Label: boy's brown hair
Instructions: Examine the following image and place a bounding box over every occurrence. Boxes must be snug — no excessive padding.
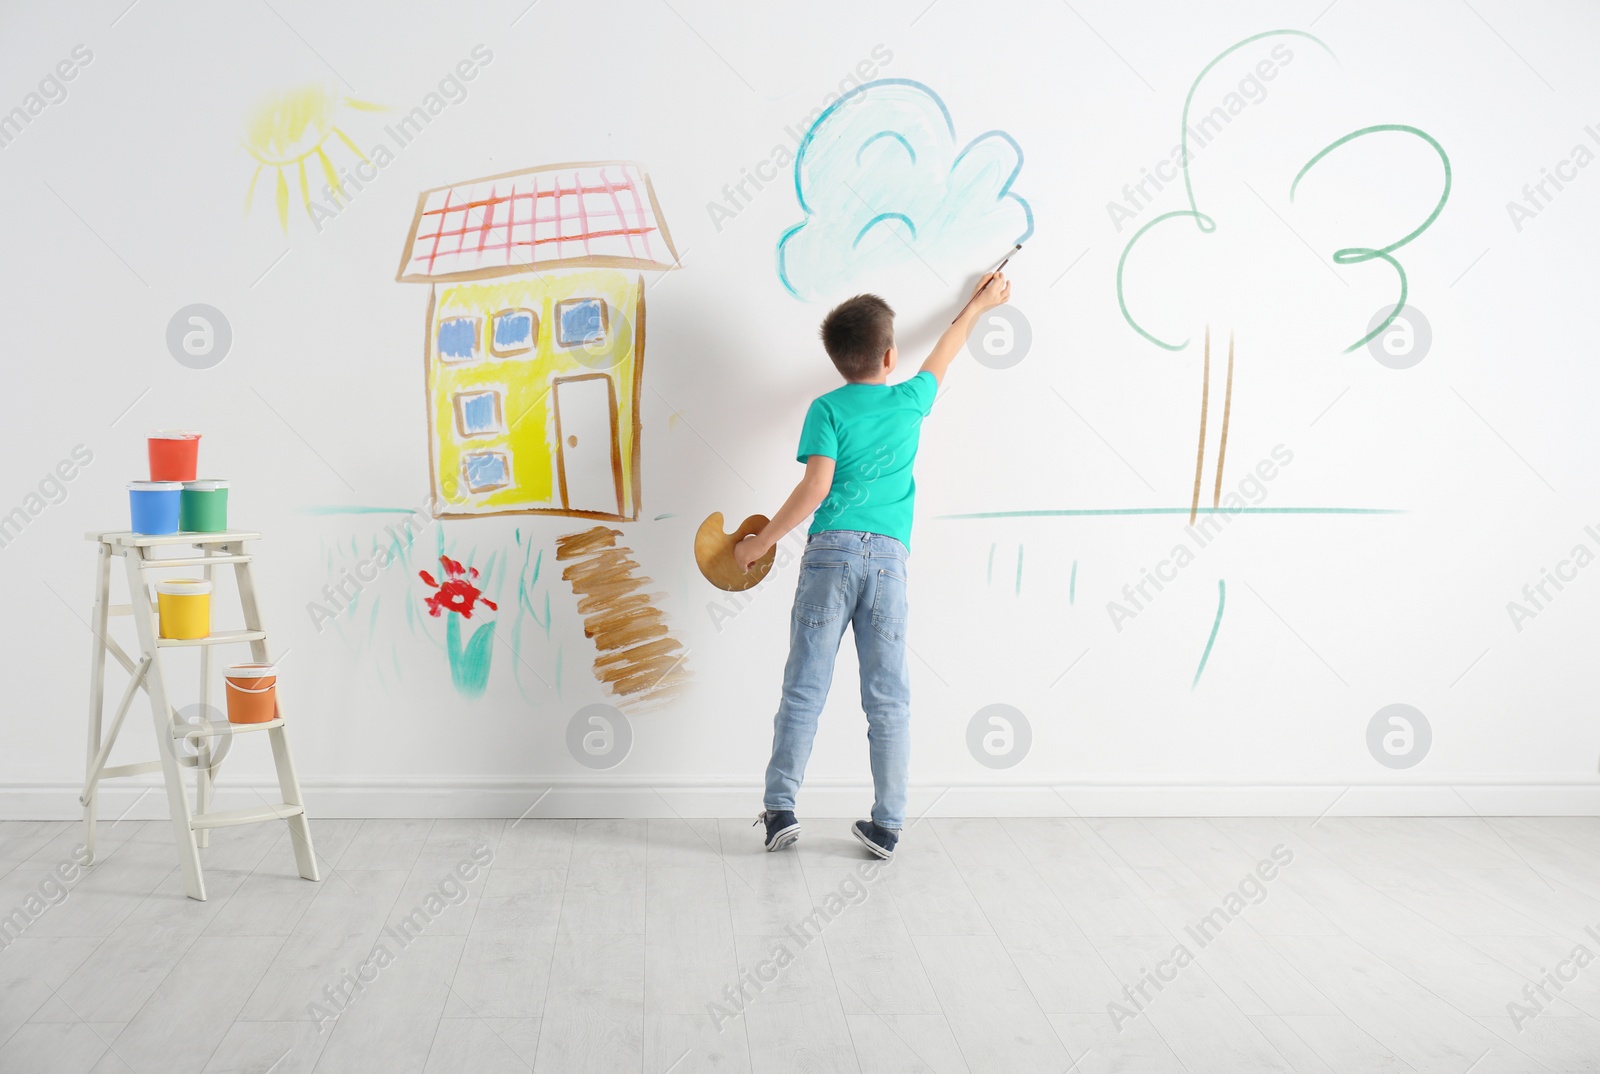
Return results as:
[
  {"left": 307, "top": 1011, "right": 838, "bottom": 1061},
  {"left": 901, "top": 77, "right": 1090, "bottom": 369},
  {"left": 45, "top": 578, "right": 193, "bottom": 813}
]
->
[{"left": 819, "top": 294, "right": 895, "bottom": 381}]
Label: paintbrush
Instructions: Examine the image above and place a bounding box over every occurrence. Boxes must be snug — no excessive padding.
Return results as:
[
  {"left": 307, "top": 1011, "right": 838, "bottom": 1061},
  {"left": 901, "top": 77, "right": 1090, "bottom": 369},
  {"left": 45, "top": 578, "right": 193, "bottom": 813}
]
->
[{"left": 950, "top": 243, "right": 1021, "bottom": 324}]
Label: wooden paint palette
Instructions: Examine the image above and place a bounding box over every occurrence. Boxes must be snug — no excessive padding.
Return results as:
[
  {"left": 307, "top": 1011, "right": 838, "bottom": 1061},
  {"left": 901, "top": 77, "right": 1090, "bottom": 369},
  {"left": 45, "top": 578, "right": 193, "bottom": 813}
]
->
[{"left": 694, "top": 512, "right": 776, "bottom": 592}]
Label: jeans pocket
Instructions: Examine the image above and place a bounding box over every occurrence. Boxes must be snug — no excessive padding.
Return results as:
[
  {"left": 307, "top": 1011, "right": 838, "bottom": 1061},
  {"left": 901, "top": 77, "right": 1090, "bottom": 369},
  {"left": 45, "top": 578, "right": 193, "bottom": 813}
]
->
[
  {"left": 871, "top": 567, "right": 908, "bottom": 641},
  {"left": 794, "top": 562, "right": 848, "bottom": 627}
]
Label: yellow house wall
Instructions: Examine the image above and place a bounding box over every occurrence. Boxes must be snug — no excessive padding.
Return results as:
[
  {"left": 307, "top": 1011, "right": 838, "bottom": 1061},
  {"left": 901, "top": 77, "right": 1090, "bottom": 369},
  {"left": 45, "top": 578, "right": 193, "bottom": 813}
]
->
[{"left": 426, "top": 269, "right": 642, "bottom": 518}]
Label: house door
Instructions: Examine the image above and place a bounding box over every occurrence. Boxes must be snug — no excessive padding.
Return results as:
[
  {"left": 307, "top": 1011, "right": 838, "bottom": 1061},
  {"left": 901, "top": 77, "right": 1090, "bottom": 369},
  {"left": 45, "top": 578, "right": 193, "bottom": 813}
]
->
[{"left": 553, "top": 374, "right": 623, "bottom": 516}]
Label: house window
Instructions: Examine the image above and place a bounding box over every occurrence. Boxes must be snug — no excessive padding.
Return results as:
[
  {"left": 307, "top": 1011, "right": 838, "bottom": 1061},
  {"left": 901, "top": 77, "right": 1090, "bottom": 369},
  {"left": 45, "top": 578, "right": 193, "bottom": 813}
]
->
[
  {"left": 453, "top": 390, "right": 503, "bottom": 438},
  {"left": 555, "top": 298, "right": 608, "bottom": 347},
  {"left": 437, "top": 316, "right": 481, "bottom": 362},
  {"left": 490, "top": 309, "right": 537, "bottom": 357},
  {"left": 461, "top": 450, "right": 511, "bottom": 493}
]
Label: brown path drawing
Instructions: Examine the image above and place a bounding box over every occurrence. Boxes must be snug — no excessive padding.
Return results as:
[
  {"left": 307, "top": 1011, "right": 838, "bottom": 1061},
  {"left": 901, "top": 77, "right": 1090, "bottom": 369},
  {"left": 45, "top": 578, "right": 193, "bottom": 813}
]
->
[{"left": 555, "top": 526, "right": 691, "bottom": 708}]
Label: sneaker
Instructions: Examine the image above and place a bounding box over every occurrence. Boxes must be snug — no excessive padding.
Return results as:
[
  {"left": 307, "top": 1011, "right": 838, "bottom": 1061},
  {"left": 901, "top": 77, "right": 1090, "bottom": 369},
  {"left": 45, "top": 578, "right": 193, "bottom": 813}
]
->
[
  {"left": 851, "top": 820, "right": 899, "bottom": 860},
  {"left": 754, "top": 810, "right": 800, "bottom": 852}
]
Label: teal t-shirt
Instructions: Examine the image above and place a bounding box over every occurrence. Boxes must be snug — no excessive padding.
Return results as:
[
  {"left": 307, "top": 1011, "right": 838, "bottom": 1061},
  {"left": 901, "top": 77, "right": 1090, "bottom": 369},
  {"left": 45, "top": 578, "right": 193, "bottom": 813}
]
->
[{"left": 796, "top": 371, "right": 937, "bottom": 549}]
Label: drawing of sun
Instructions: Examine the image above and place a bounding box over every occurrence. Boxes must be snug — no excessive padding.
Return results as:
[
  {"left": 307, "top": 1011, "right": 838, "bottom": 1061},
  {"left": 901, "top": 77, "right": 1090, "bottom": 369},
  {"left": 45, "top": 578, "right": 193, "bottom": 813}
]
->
[{"left": 241, "top": 84, "right": 384, "bottom": 231}]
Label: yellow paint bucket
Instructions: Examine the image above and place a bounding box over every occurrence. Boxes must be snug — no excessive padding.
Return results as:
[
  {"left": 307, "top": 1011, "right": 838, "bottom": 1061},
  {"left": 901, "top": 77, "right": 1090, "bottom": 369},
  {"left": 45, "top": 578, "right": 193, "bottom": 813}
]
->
[{"left": 156, "top": 578, "right": 211, "bottom": 640}]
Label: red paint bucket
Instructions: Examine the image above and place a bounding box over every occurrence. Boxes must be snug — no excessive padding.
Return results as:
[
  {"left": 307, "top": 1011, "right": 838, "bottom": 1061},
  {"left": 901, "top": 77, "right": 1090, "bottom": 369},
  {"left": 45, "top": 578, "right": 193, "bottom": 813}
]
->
[
  {"left": 149, "top": 431, "right": 201, "bottom": 482},
  {"left": 224, "top": 663, "right": 278, "bottom": 723}
]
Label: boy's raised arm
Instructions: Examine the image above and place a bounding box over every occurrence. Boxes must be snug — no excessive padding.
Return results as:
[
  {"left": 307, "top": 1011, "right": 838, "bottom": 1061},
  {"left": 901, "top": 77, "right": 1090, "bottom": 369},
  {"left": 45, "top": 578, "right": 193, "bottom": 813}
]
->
[
  {"left": 919, "top": 271, "right": 1012, "bottom": 386},
  {"left": 733, "top": 454, "right": 836, "bottom": 571}
]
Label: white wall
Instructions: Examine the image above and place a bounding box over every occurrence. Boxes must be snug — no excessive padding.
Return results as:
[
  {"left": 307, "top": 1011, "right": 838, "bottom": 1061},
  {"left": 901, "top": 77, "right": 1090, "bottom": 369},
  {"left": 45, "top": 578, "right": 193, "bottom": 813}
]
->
[{"left": 4, "top": 0, "right": 1598, "bottom": 818}]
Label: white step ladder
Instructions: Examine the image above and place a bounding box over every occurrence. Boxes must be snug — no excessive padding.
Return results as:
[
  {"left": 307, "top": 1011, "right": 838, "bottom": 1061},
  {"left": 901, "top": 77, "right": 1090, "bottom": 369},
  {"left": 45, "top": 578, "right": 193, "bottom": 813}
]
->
[{"left": 82, "top": 529, "right": 319, "bottom": 901}]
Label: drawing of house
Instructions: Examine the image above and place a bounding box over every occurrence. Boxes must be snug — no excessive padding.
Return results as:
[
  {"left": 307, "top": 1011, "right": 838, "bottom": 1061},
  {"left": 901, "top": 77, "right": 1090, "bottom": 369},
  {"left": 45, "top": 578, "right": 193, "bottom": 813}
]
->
[{"left": 397, "top": 161, "right": 678, "bottom": 520}]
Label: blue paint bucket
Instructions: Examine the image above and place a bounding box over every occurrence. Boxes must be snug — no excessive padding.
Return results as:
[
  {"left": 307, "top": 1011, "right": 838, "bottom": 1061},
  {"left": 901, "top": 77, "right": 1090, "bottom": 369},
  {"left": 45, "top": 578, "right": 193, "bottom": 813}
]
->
[{"left": 128, "top": 481, "right": 183, "bottom": 534}]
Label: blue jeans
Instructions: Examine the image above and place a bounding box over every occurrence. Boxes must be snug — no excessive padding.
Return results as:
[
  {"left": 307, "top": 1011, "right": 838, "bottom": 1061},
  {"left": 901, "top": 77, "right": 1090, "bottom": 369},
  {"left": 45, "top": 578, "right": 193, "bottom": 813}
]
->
[{"left": 764, "top": 530, "right": 911, "bottom": 829}]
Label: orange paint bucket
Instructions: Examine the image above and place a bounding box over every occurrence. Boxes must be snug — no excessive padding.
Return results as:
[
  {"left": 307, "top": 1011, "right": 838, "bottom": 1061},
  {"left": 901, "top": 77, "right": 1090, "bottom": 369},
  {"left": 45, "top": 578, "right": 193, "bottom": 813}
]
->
[
  {"left": 148, "top": 430, "right": 201, "bottom": 482},
  {"left": 224, "top": 663, "right": 278, "bottom": 723}
]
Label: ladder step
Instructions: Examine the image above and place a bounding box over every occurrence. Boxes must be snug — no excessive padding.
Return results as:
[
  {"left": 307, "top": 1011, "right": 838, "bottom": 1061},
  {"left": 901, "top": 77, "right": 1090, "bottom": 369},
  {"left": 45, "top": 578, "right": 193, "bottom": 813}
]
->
[
  {"left": 173, "top": 717, "right": 283, "bottom": 737},
  {"left": 107, "top": 604, "right": 134, "bottom": 617},
  {"left": 139, "top": 554, "right": 253, "bottom": 569},
  {"left": 191, "top": 803, "right": 304, "bottom": 830},
  {"left": 157, "top": 629, "right": 267, "bottom": 647},
  {"left": 88, "top": 530, "right": 261, "bottom": 547}
]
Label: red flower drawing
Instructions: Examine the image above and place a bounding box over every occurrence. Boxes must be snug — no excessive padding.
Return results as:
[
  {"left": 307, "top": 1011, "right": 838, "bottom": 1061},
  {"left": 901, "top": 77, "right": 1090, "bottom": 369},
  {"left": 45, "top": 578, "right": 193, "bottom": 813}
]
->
[{"left": 419, "top": 555, "right": 498, "bottom": 619}]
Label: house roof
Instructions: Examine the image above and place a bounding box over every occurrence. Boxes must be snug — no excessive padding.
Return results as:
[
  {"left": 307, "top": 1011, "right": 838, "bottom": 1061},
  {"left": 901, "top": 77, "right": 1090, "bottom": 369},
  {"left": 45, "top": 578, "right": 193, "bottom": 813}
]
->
[{"left": 396, "top": 160, "right": 679, "bottom": 282}]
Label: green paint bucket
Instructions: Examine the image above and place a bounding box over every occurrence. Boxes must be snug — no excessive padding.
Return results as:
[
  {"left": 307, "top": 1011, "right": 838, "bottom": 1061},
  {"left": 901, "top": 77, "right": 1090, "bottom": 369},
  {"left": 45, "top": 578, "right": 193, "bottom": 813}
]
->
[{"left": 180, "top": 479, "right": 229, "bottom": 532}]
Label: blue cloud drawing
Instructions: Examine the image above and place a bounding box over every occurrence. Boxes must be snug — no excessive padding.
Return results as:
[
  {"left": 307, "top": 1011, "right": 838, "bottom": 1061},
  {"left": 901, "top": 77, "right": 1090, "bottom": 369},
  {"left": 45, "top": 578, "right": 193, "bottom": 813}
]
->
[{"left": 777, "top": 79, "right": 1034, "bottom": 301}]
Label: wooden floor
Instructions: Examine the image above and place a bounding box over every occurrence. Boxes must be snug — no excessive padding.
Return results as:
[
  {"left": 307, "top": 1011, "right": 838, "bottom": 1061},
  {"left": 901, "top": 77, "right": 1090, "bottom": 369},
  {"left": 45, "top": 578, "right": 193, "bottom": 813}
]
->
[{"left": 2, "top": 815, "right": 1599, "bottom": 1073}]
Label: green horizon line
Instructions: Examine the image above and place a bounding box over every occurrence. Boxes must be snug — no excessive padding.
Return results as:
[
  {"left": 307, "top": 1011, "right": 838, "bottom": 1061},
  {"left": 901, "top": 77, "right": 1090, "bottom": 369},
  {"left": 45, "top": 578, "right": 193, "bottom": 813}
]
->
[{"left": 937, "top": 507, "right": 1404, "bottom": 519}]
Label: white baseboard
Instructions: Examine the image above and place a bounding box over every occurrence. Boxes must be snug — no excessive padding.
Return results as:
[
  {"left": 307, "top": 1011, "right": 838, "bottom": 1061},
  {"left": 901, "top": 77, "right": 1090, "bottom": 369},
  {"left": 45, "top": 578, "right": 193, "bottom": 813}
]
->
[{"left": 5, "top": 776, "right": 1599, "bottom": 819}]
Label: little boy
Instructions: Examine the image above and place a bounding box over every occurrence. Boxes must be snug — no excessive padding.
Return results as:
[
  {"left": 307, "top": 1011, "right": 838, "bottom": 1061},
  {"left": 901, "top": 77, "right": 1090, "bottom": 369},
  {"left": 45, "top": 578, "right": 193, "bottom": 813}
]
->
[{"left": 734, "top": 271, "right": 1012, "bottom": 859}]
